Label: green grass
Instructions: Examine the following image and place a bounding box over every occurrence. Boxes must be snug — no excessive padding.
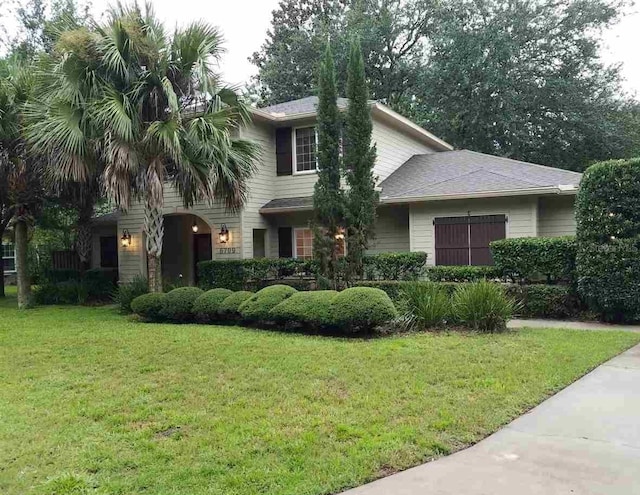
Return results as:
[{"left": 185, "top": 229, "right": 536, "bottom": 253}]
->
[{"left": 1, "top": 289, "right": 639, "bottom": 495}]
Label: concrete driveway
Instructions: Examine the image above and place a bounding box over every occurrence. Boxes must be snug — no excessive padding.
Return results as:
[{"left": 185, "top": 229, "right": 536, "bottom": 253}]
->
[{"left": 340, "top": 343, "right": 640, "bottom": 495}]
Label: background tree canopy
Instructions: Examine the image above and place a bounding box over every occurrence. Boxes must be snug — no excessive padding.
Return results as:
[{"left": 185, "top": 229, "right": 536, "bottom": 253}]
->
[{"left": 250, "top": 0, "right": 639, "bottom": 171}]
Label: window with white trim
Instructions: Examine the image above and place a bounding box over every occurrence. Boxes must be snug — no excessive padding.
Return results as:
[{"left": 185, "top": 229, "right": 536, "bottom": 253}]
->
[
  {"left": 293, "top": 228, "right": 346, "bottom": 260},
  {"left": 294, "top": 228, "right": 314, "bottom": 259},
  {"left": 2, "top": 243, "right": 15, "bottom": 273},
  {"left": 294, "top": 126, "right": 317, "bottom": 173}
]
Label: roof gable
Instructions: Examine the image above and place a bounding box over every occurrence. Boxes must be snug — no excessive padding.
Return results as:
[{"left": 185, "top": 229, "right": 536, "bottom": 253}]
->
[{"left": 379, "top": 150, "right": 582, "bottom": 201}]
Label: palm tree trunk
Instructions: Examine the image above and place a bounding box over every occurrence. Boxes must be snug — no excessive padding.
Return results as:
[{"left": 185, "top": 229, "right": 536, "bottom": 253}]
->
[
  {"left": 144, "top": 202, "right": 164, "bottom": 293},
  {"left": 76, "top": 221, "right": 92, "bottom": 273},
  {"left": 15, "top": 218, "right": 31, "bottom": 308}
]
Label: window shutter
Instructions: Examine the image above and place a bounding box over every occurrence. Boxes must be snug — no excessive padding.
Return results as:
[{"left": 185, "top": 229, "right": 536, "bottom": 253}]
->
[
  {"left": 276, "top": 127, "right": 293, "bottom": 176},
  {"left": 278, "top": 227, "right": 293, "bottom": 258}
]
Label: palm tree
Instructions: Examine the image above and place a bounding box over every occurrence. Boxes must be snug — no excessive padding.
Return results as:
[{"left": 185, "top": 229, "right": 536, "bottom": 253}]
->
[
  {"left": 29, "top": 5, "right": 259, "bottom": 291},
  {"left": 0, "top": 57, "right": 44, "bottom": 308}
]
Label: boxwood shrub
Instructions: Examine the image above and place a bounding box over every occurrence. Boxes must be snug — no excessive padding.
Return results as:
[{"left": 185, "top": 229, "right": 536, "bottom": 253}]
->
[
  {"left": 131, "top": 292, "right": 167, "bottom": 321},
  {"left": 161, "top": 287, "right": 204, "bottom": 322},
  {"left": 490, "top": 237, "right": 576, "bottom": 283},
  {"left": 238, "top": 285, "right": 298, "bottom": 322},
  {"left": 330, "top": 287, "right": 398, "bottom": 332},
  {"left": 218, "top": 291, "right": 254, "bottom": 319},
  {"left": 270, "top": 290, "right": 338, "bottom": 327},
  {"left": 576, "top": 158, "right": 640, "bottom": 322},
  {"left": 193, "top": 288, "right": 234, "bottom": 322}
]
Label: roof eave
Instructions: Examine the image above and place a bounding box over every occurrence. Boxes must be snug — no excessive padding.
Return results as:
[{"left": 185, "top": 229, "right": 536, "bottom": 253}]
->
[
  {"left": 251, "top": 102, "right": 455, "bottom": 152},
  {"left": 380, "top": 186, "right": 577, "bottom": 205},
  {"left": 259, "top": 205, "right": 314, "bottom": 215}
]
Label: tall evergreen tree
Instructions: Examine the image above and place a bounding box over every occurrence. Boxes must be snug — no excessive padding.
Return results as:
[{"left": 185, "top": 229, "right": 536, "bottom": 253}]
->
[
  {"left": 344, "top": 37, "right": 378, "bottom": 281},
  {"left": 312, "top": 42, "right": 345, "bottom": 288}
]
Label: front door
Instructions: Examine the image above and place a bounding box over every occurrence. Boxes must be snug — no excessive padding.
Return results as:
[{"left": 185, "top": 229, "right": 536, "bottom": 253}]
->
[{"left": 193, "top": 233, "right": 212, "bottom": 285}]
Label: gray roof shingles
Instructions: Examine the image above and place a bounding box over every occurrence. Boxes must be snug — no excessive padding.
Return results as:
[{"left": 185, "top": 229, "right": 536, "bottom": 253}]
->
[
  {"left": 260, "top": 96, "right": 350, "bottom": 115},
  {"left": 379, "top": 150, "right": 582, "bottom": 200},
  {"left": 260, "top": 197, "right": 313, "bottom": 212}
]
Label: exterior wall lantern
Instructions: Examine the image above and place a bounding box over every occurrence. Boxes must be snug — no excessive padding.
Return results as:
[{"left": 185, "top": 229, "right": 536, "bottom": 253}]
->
[
  {"left": 191, "top": 220, "right": 199, "bottom": 233},
  {"left": 218, "top": 224, "right": 229, "bottom": 244},
  {"left": 121, "top": 229, "right": 132, "bottom": 248}
]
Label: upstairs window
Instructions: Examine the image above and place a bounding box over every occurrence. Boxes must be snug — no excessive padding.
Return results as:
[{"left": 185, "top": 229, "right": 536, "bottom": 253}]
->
[
  {"left": 294, "top": 126, "right": 317, "bottom": 173},
  {"left": 2, "top": 243, "right": 15, "bottom": 273}
]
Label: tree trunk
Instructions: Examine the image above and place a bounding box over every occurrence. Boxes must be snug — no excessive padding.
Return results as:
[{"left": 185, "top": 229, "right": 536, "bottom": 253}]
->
[
  {"left": 15, "top": 219, "right": 31, "bottom": 309},
  {"left": 76, "top": 221, "right": 92, "bottom": 273},
  {"left": 0, "top": 224, "right": 5, "bottom": 298},
  {"left": 144, "top": 202, "right": 164, "bottom": 292}
]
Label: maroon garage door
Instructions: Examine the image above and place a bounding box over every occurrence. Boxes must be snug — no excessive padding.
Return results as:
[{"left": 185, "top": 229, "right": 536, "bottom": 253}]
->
[{"left": 435, "top": 215, "right": 506, "bottom": 266}]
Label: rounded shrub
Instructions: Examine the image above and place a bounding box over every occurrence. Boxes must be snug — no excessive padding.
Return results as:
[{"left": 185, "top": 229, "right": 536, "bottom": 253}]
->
[
  {"left": 452, "top": 280, "right": 516, "bottom": 332},
  {"left": 329, "top": 287, "right": 398, "bottom": 332},
  {"left": 218, "top": 291, "right": 254, "bottom": 319},
  {"left": 576, "top": 158, "right": 640, "bottom": 322},
  {"left": 238, "top": 285, "right": 298, "bottom": 322},
  {"left": 269, "top": 290, "right": 338, "bottom": 327},
  {"left": 161, "top": 287, "right": 204, "bottom": 322},
  {"left": 131, "top": 292, "right": 167, "bottom": 321},
  {"left": 192, "top": 288, "right": 234, "bottom": 322}
]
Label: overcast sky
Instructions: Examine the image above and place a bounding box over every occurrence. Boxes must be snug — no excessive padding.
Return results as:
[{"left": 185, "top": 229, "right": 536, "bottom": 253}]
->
[{"left": 4, "top": 0, "right": 640, "bottom": 96}]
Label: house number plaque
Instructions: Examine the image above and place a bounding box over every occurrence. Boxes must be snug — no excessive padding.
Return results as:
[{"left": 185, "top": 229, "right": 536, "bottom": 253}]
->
[{"left": 218, "top": 247, "right": 237, "bottom": 255}]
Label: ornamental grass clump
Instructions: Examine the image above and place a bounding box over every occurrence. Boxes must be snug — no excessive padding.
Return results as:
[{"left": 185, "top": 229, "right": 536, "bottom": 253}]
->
[
  {"left": 452, "top": 280, "right": 516, "bottom": 333},
  {"left": 400, "top": 282, "right": 451, "bottom": 330}
]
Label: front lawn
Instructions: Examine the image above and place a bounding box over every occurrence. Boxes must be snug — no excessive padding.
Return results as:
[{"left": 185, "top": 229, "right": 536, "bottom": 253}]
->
[{"left": 1, "top": 291, "right": 638, "bottom": 495}]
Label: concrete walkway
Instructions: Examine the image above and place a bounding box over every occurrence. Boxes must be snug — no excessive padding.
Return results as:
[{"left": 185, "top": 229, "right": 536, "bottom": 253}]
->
[
  {"left": 508, "top": 318, "right": 640, "bottom": 332},
  {"left": 341, "top": 343, "right": 640, "bottom": 495}
]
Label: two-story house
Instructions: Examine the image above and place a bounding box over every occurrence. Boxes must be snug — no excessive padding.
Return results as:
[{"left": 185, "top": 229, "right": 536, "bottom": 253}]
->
[{"left": 90, "top": 96, "right": 582, "bottom": 285}]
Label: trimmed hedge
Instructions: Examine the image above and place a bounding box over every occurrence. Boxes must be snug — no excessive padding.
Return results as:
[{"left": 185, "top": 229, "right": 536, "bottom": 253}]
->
[
  {"left": 363, "top": 252, "right": 427, "bottom": 281},
  {"left": 161, "top": 287, "right": 204, "bottom": 322},
  {"left": 131, "top": 293, "right": 167, "bottom": 321},
  {"left": 197, "top": 252, "right": 428, "bottom": 290},
  {"left": 504, "top": 284, "right": 582, "bottom": 319},
  {"left": 424, "top": 265, "right": 500, "bottom": 282},
  {"left": 576, "top": 158, "right": 640, "bottom": 322},
  {"left": 197, "top": 259, "right": 313, "bottom": 291},
  {"left": 239, "top": 285, "right": 298, "bottom": 322},
  {"left": 330, "top": 287, "right": 398, "bottom": 332},
  {"left": 270, "top": 290, "right": 338, "bottom": 327},
  {"left": 491, "top": 237, "right": 576, "bottom": 283},
  {"left": 193, "top": 288, "right": 234, "bottom": 322},
  {"left": 218, "top": 291, "right": 254, "bottom": 318}
]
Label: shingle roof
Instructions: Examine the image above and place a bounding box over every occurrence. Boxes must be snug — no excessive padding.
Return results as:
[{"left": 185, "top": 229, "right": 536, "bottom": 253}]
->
[
  {"left": 260, "top": 96, "right": 350, "bottom": 116},
  {"left": 379, "top": 150, "right": 582, "bottom": 200},
  {"left": 260, "top": 196, "right": 313, "bottom": 212},
  {"left": 91, "top": 210, "right": 119, "bottom": 225}
]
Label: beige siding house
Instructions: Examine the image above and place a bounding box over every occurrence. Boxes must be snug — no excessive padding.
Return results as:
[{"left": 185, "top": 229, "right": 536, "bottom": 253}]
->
[{"left": 90, "top": 97, "right": 581, "bottom": 284}]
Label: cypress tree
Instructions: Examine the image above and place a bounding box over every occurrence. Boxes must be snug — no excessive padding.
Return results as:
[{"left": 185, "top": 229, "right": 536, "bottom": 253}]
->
[
  {"left": 344, "top": 37, "right": 378, "bottom": 280},
  {"left": 312, "top": 42, "right": 345, "bottom": 288}
]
